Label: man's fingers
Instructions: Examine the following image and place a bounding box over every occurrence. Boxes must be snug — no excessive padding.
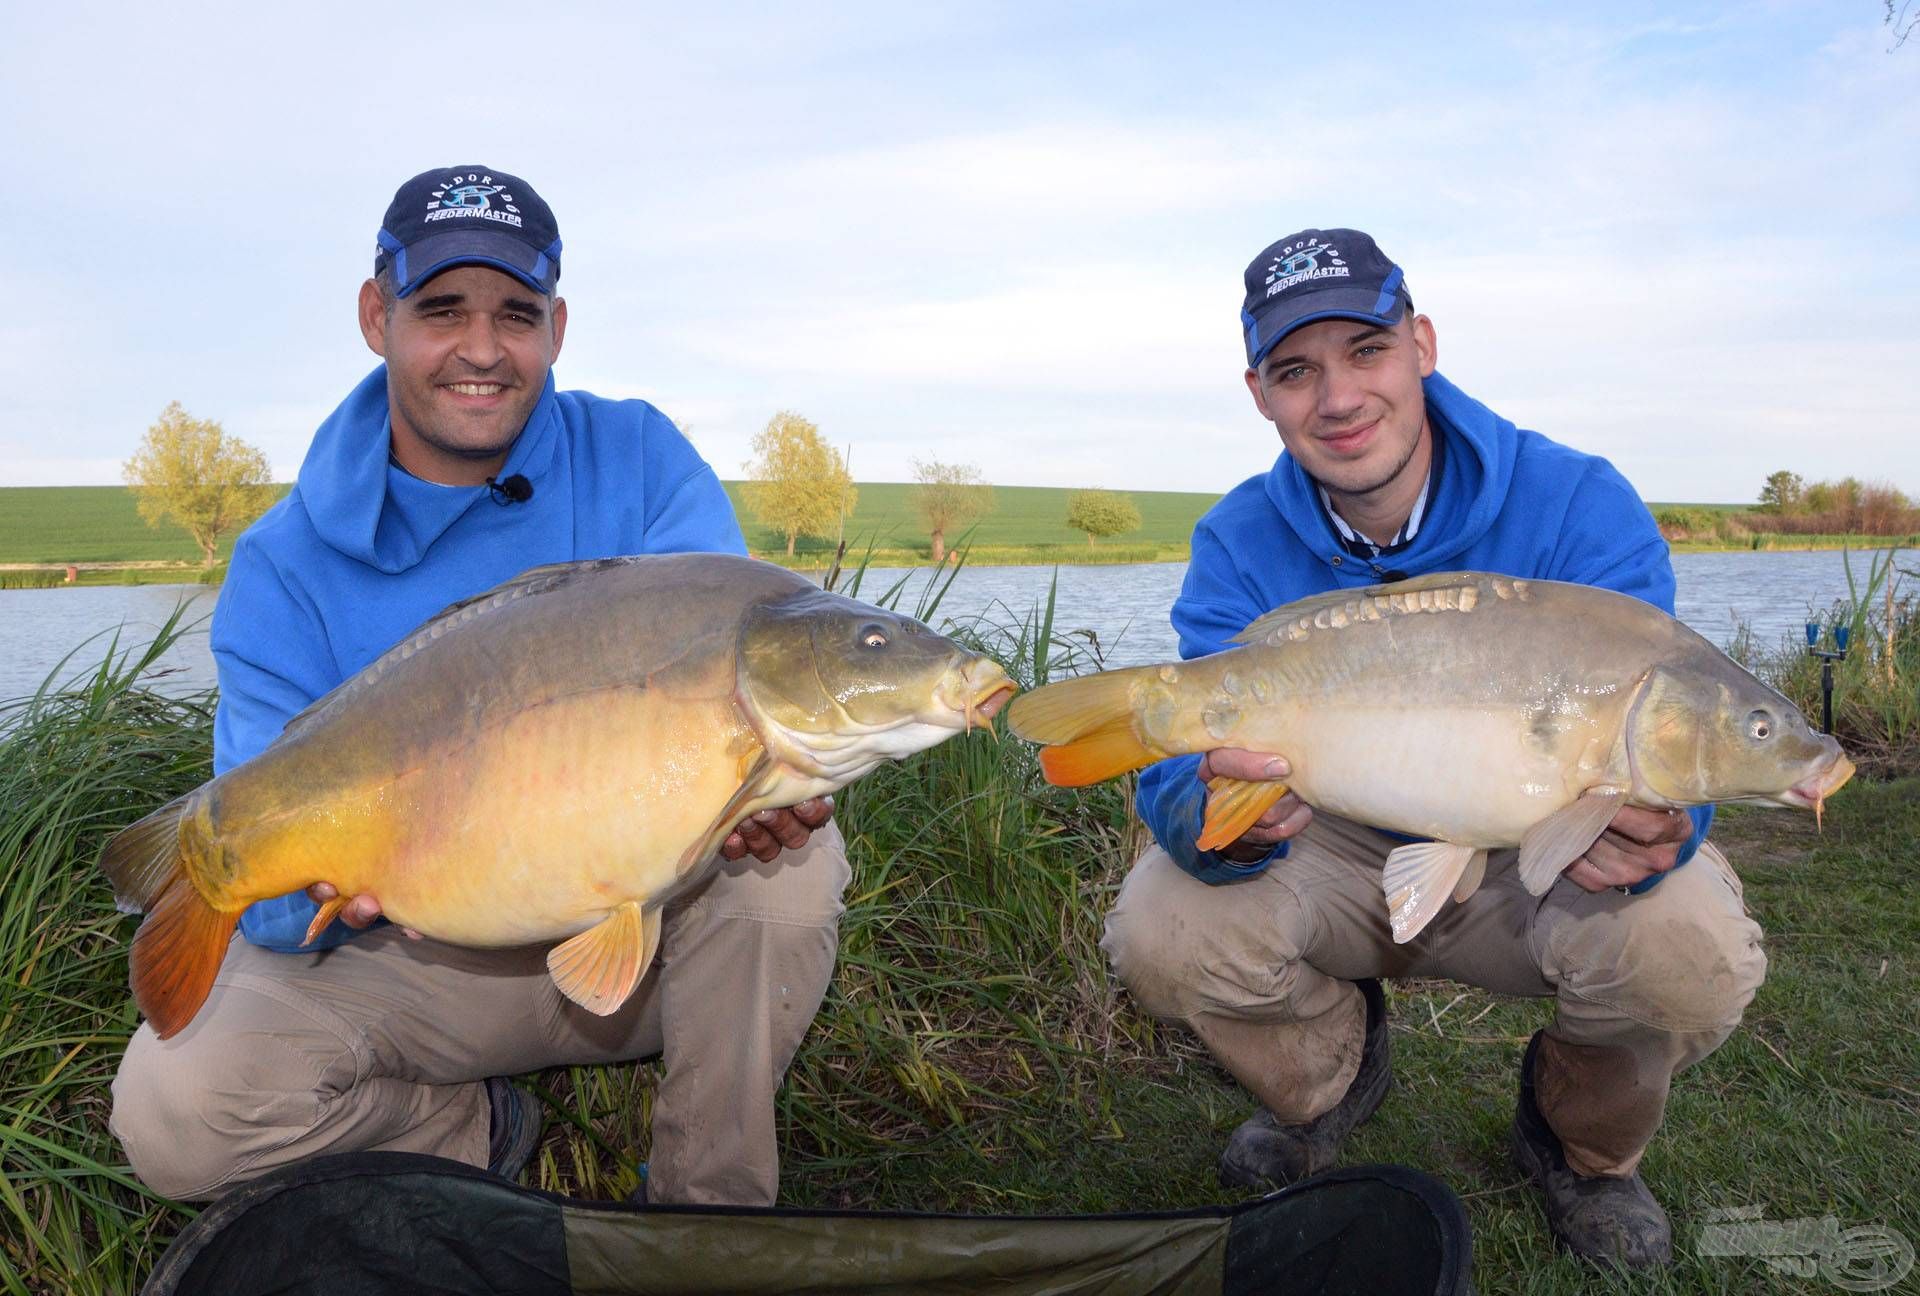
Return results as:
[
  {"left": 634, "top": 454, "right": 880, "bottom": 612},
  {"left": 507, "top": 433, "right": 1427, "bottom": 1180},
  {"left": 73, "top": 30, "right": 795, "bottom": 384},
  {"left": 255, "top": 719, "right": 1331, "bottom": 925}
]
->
[
  {"left": 306, "top": 882, "right": 338, "bottom": 903},
  {"left": 792, "top": 796, "right": 835, "bottom": 829},
  {"left": 754, "top": 809, "right": 812, "bottom": 852},
  {"left": 1197, "top": 749, "right": 1292, "bottom": 785},
  {"left": 1606, "top": 804, "right": 1691, "bottom": 846}
]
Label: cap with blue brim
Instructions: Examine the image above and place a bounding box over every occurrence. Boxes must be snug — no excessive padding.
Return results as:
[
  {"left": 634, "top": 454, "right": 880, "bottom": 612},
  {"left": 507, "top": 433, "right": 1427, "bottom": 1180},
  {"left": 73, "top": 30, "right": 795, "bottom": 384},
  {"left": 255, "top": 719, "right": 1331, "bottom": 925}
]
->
[
  {"left": 374, "top": 166, "right": 563, "bottom": 299},
  {"left": 1240, "top": 228, "right": 1408, "bottom": 368}
]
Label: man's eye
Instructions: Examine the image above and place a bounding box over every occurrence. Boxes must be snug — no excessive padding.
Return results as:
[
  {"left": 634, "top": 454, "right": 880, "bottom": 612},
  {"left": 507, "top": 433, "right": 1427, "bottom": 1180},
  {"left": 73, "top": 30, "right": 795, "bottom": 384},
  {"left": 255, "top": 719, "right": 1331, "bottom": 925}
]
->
[
  {"left": 1278, "top": 366, "right": 1309, "bottom": 383},
  {"left": 1355, "top": 345, "right": 1380, "bottom": 358}
]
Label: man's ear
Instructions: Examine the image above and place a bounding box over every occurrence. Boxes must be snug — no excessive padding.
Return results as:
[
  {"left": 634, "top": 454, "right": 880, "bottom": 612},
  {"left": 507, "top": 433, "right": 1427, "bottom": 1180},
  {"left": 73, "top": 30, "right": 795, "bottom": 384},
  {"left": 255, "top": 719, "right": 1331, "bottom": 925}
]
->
[
  {"left": 1411, "top": 314, "right": 1437, "bottom": 378},
  {"left": 1244, "top": 366, "right": 1272, "bottom": 421},
  {"left": 358, "top": 279, "right": 388, "bottom": 356},
  {"left": 549, "top": 296, "right": 568, "bottom": 364}
]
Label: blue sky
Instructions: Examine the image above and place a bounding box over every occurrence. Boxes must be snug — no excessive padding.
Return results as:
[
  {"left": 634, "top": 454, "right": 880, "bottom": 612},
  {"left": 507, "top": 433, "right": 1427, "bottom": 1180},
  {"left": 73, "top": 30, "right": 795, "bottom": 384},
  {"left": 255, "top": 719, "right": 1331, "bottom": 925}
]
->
[{"left": 3, "top": 1, "right": 1914, "bottom": 502}]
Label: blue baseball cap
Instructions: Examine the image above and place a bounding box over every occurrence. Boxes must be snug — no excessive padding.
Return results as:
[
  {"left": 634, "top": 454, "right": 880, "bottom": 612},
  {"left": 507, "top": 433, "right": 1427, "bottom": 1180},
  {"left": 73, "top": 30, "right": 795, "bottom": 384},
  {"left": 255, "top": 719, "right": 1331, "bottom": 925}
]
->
[
  {"left": 373, "top": 166, "right": 563, "bottom": 299},
  {"left": 1241, "top": 228, "right": 1409, "bottom": 368}
]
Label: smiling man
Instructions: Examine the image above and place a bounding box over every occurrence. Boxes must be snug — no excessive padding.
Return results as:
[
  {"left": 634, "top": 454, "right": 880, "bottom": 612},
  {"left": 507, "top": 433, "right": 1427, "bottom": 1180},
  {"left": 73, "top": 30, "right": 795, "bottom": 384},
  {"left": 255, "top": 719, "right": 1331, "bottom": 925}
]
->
[
  {"left": 109, "top": 166, "right": 849, "bottom": 1209},
  {"left": 1099, "top": 229, "right": 1767, "bottom": 1269}
]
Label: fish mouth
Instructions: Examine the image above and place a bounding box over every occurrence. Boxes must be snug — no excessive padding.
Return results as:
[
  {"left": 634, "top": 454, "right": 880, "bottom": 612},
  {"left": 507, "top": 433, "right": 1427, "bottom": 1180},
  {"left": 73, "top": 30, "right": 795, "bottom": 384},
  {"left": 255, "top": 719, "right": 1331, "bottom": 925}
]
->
[
  {"left": 943, "top": 659, "right": 1017, "bottom": 732},
  {"left": 1780, "top": 752, "right": 1857, "bottom": 827}
]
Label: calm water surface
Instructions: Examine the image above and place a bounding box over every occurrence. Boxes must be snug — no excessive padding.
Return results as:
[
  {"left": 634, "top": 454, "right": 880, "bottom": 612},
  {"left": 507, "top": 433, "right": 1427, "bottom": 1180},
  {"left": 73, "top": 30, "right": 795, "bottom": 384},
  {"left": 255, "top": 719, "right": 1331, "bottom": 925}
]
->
[{"left": 0, "top": 549, "right": 1905, "bottom": 701}]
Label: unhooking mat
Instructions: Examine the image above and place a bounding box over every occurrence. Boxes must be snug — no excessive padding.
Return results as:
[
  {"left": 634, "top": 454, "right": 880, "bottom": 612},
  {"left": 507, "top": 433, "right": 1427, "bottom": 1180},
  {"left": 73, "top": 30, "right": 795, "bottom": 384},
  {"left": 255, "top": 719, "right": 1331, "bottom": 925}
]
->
[{"left": 142, "top": 1151, "right": 1475, "bottom": 1295}]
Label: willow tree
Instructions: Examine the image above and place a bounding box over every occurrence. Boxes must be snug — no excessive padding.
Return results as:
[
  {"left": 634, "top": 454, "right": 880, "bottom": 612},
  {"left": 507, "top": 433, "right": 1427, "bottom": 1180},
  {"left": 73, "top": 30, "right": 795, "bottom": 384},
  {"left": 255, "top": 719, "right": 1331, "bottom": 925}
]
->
[
  {"left": 909, "top": 459, "right": 994, "bottom": 563},
  {"left": 123, "top": 402, "right": 276, "bottom": 566},
  {"left": 1064, "top": 488, "right": 1142, "bottom": 548},
  {"left": 742, "top": 411, "right": 856, "bottom": 557}
]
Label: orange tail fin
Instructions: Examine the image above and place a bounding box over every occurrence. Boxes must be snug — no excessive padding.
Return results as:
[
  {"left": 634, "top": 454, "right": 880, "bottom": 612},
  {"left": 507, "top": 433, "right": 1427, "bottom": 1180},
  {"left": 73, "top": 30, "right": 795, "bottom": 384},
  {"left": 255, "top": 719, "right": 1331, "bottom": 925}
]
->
[
  {"left": 131, "top": 877, "right": 240, "bottom": 1039},
  {"left": 1008, "top": 667, "right": 1165, "bottom": 787},
  {"left": 101, "top": 793, "right": 239, "bottom": 1039}
]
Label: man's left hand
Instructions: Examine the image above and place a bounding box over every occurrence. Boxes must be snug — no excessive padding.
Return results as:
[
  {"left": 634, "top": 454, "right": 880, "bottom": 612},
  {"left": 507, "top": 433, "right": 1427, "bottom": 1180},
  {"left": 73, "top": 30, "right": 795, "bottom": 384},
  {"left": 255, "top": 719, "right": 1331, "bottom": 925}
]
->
[
  {"left": 1562, "top": 804, "right": 1692, "bottom": 893},
  {"left": 722, "top": 796, "right": 834, "bottom": 863}
]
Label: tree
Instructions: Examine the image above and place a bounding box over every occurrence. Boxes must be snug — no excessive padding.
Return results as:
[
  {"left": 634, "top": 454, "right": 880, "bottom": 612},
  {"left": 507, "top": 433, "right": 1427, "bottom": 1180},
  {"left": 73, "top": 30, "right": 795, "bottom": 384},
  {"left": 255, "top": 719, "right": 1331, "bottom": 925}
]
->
[
  {"left": 1064, "top": 488, "right": 1142, "bottom": 548},
  {"left": 909, "top": 459, "right": 994, "bottom": 563},
  {"left": 123, "top": 402, "right": 275, "bottom": 567},
  {"left": 1757, "top": 470, "right": 1805, "bottom": 513},
  {"left": 741, "top": 410, "right": 856, "bottom": 557}
]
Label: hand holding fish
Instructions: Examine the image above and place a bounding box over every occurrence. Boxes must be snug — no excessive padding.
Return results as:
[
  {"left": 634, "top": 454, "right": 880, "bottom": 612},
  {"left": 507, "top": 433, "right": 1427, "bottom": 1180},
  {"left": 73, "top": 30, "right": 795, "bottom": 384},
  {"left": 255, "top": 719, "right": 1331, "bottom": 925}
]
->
[
  {"left": 1562, "top": 805, "right": 1690, "bottom": 893},
  {"left": 721, "top": 796, "right": 834, "bottom": 864},
  {"left": 1196, "top": 750, "right": 1313, "bottom": 861}
]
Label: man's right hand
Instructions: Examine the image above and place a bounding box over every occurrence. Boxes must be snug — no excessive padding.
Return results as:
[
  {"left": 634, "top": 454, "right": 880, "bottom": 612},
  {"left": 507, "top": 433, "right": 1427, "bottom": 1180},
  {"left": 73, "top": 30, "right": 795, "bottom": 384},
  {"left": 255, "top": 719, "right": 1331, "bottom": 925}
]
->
[
  {"left": 305, "top": 882, "right": 423, "bottom": 939},
  {"left": 1196, "top": 748, "right": 1313, "bottom": 862}
]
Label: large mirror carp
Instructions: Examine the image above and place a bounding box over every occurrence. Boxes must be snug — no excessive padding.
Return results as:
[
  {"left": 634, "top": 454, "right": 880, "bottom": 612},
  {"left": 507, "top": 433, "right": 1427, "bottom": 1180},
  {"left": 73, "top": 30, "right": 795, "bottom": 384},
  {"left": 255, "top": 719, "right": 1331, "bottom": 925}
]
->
[
  {"left": 103, "top": 554, "right": 1015, "bottom": 1039},
  {"left": 1009, "top": 572, "right": 1853, "bottom": 942}
]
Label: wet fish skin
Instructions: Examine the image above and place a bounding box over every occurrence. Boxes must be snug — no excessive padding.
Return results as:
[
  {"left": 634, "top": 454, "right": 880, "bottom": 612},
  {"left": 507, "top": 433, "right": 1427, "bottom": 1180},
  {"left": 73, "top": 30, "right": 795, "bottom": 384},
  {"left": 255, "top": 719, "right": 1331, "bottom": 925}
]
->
[
  {"left": 101, "top": 553, "right": 1015, "bottom": 1037},
  {"left": 1008, "top": 571, "right": 1853, "bottom": 942}
]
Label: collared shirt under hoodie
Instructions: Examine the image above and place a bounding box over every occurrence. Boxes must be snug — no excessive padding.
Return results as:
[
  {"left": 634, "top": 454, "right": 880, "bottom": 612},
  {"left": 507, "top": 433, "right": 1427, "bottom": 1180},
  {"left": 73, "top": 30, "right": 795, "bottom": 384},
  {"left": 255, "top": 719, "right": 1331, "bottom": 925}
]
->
[
  {"left": 213, "top": 365, "right": 748, "bottom": 951},
  {"left": 1136, "top": 370, "right": 1711, "bottom": 887}
]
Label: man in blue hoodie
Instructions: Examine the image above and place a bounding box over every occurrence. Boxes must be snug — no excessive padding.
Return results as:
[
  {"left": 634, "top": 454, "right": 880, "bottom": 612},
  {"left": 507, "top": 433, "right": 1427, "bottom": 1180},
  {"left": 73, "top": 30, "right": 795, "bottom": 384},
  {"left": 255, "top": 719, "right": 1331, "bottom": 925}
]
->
[
  {"left": 109, "top": 166, "right": 848, "bottom": 1208},
  {"left": 1099, "top": 229, "right": 1766, "bottom": 1268}
]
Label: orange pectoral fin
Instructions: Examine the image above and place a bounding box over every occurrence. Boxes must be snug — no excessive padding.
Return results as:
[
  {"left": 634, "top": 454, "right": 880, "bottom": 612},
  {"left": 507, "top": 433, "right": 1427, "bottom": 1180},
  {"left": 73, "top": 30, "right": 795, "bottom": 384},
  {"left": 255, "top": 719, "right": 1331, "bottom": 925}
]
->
[
  {"left": 1036, "top": 719, "right": 1161, "bottom": 787},
  {"left": 1196, "top": 777, "right": 1291, "bottom": 852},
  {"left": 131, "top": 877, "right": 242, "bottom": 1040},
  {"left": 301, "top": 894, "right": 350, "bottom": 947}
]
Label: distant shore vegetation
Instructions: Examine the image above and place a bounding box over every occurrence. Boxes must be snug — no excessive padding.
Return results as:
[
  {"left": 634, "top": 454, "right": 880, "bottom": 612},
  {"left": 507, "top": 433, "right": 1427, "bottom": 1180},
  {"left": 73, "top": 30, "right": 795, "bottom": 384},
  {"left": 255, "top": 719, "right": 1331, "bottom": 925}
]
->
[{"left": 1, "top": 471, "right": 1916, "bottom": 586}]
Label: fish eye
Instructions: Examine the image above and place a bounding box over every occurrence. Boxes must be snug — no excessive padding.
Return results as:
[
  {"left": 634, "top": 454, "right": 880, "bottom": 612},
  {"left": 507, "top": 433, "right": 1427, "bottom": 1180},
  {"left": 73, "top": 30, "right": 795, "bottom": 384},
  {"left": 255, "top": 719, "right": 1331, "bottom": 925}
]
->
[
  {"left": 860, "top": 624, "right": 890, "bottom": 649},
  {"left": 1747, "top": 709, "right": 1773, "bottom": 740}
]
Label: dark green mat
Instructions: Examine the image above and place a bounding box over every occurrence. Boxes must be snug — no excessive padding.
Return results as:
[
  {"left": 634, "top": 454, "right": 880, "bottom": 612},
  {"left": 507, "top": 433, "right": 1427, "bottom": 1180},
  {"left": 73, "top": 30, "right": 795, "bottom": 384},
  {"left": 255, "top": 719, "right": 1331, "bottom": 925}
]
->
[{"left": 144, "top": 1152, "right": 1473, "bottom": 1295}]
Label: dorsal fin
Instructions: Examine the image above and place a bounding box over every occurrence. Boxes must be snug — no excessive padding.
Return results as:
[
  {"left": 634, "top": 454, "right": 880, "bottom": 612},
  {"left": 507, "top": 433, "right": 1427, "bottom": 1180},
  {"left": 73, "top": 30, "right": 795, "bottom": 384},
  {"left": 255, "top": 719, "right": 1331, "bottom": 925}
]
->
[
  {"left": 273, "top": 557, "right": 643, "bottom": 748},
  {"left": 1232, "top": 572, "right": 1498, "bottom": 648}
]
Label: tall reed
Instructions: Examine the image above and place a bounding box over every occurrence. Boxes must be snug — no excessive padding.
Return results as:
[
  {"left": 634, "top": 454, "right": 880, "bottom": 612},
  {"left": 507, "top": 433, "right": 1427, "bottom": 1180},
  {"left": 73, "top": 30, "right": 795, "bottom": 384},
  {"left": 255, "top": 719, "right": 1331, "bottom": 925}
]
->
[
  {"left": 1732, "top": 546, "right": 1919, "bottom": 777},
  {"left": 0, "top": 608, "right": 212, "bottom": 1295}
]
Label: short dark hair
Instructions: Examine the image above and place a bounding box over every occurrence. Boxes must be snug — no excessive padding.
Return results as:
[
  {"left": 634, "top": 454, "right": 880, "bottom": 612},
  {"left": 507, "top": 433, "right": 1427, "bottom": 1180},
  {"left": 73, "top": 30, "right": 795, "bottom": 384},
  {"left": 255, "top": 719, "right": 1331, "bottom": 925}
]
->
[{"left": 374, "top": 265, "right": 398, "bottom": 317}]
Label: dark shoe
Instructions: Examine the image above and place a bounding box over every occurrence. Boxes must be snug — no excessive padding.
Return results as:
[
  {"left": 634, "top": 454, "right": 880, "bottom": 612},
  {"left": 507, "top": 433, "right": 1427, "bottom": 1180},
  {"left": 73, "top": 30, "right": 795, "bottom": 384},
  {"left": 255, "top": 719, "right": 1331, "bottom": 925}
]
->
[
  {"left": 484, "top": 1078, "right": 543, "bottom": 1184},
  {"left": 1218, "top": 978, "right": 1390, "bottom": 1190},
  {"left": 1510, "top": 1031, "right": 1672, "bottom": 1269}
]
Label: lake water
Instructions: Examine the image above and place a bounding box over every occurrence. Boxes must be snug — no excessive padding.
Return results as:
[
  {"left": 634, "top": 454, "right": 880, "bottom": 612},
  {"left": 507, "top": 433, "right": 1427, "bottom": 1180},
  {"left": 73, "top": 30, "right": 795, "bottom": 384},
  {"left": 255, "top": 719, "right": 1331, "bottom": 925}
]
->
[{"left": 0, "top": 549, "right": 1905, "bottom": 701}]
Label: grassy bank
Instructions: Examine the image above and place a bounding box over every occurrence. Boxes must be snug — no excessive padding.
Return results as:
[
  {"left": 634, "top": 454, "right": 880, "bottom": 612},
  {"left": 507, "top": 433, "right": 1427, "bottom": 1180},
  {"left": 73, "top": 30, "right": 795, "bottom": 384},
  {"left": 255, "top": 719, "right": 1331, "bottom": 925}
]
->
[
  {"left": 0, "top": 484, "right": 1213, "bottom": 580},
  {"left": 3, "top": 591, "right": 1917, "bottom": 1293}
]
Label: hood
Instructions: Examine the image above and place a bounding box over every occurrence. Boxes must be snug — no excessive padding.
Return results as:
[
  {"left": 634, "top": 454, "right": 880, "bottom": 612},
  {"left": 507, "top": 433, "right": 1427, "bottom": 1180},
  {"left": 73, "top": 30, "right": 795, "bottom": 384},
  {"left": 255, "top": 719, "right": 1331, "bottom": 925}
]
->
[
  {"left": 1262, "top": 370, "right": 1519, "bottom": 575},
  {"left": 294, "top": 366, "right": 562, "bottom": 573}
]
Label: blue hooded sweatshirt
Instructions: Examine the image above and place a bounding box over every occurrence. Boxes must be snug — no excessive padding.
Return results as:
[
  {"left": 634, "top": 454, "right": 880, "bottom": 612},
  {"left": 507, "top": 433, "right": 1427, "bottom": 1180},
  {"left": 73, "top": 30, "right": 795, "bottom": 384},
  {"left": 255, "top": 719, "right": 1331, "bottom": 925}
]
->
[
  {"left": 1137, "top": 370, "right": 1712, "bottom": 886},
  {"left": 211, "top": 366, "right": 747, "bottom": 952}
]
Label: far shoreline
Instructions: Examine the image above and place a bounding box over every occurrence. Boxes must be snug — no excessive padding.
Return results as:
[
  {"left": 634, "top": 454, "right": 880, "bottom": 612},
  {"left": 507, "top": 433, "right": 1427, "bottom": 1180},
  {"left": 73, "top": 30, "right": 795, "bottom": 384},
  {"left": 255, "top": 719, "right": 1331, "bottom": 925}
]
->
[{"left": 2, "top": 536, "right": 1912, "bottom": 589}]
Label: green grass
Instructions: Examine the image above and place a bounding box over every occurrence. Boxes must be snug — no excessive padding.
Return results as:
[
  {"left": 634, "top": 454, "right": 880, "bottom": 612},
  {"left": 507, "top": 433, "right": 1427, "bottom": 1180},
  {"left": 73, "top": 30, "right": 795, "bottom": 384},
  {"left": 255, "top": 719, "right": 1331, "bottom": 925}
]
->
[
  {"left": 2, "top": 602, "right": 1916, "bottom": 1294},
  {"left": 0, "top": 484, "right": 1217, "bottom": 577}
]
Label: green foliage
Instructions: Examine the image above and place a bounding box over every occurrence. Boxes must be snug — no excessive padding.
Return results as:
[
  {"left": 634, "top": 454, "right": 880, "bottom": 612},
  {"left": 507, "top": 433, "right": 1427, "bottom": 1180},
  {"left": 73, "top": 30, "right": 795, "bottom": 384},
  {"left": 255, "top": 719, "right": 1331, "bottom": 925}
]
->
[
  {"left": 908, "top": 459, "right": 995, "bottom": 563},
  {"left": 1063, "top": 489, "right": 1143, "bottom": 548},
  {"left": 716, "top": 482, "right": 1217, "bottom": 564},
  {"left": 123, "top": 403, "right": 275, "bottom": 567},
  {"left": 1731, "top": 546, "right": 1920, "bottom": 778},
  {"left": 1757, "top": 470, "right": 1804, "bottom": 512},
  {"left": 740, "top": 411, "right": 856, "bottom": 557},
  {"left": 0, "top": 608, "right": 213, "bottom": 1294}
]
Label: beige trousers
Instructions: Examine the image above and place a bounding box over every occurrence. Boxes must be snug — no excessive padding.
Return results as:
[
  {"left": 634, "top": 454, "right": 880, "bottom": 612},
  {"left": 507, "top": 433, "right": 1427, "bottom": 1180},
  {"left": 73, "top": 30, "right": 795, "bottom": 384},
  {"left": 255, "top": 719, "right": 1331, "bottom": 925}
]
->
[
  {"left": 1102, "top": 813, "right": 1766, "bottom": 1178},
  {"left": 110, "top": 826, "right": 850, "bottom": 1206}
]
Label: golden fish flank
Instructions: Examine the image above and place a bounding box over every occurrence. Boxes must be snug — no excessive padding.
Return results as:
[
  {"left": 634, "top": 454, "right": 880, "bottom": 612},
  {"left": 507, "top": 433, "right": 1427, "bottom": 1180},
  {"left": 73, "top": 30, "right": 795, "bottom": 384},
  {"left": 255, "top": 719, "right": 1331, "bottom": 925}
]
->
[
  {"left": 99, "top": 553, "right": 1016, "bottom": 1039},
  {"left": 1008, "top": 571, "right": 1853, "bottom": 944}
]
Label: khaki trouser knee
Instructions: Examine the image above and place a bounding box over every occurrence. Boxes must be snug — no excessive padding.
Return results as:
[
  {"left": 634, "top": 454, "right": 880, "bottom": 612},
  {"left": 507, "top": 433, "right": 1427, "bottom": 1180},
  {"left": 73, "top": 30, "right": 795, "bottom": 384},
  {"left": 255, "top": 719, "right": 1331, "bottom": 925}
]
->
[
  {"left": 1102, "top": 814, "right": 1765, "bottom": 1169},
  {"left": 109, "top": 826, "right": 850, "bottom": 1205}
]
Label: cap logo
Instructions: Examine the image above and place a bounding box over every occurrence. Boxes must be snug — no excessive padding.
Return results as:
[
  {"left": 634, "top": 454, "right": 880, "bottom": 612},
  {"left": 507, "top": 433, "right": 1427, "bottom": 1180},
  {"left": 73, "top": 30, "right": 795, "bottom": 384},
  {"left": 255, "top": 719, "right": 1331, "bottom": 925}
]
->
[
  {"left": 424, "top": 173, "right": 524, "bottom": 229},
  {"left": 1264, "top": 238, "right": 1348, "bottom": 299}
]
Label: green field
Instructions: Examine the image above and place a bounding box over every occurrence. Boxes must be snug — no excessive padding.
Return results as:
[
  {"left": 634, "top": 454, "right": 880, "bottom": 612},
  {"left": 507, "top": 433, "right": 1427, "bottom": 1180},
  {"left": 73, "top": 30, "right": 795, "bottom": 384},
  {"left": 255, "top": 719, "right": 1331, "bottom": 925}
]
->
[{"left": 0, "top": 483, "right": 1218, "bottom": 574}]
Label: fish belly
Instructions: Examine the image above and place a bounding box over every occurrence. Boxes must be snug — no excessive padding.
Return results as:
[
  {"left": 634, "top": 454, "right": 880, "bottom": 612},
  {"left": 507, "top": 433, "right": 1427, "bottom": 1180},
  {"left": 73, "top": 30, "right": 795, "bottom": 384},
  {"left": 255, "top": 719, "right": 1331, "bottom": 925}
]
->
[
  {"left": 1244, "top": 705, "right": 1584, "bottom": 846},
  {"left": 322, "top": 689, "right": 755, "bottom": 947}
]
